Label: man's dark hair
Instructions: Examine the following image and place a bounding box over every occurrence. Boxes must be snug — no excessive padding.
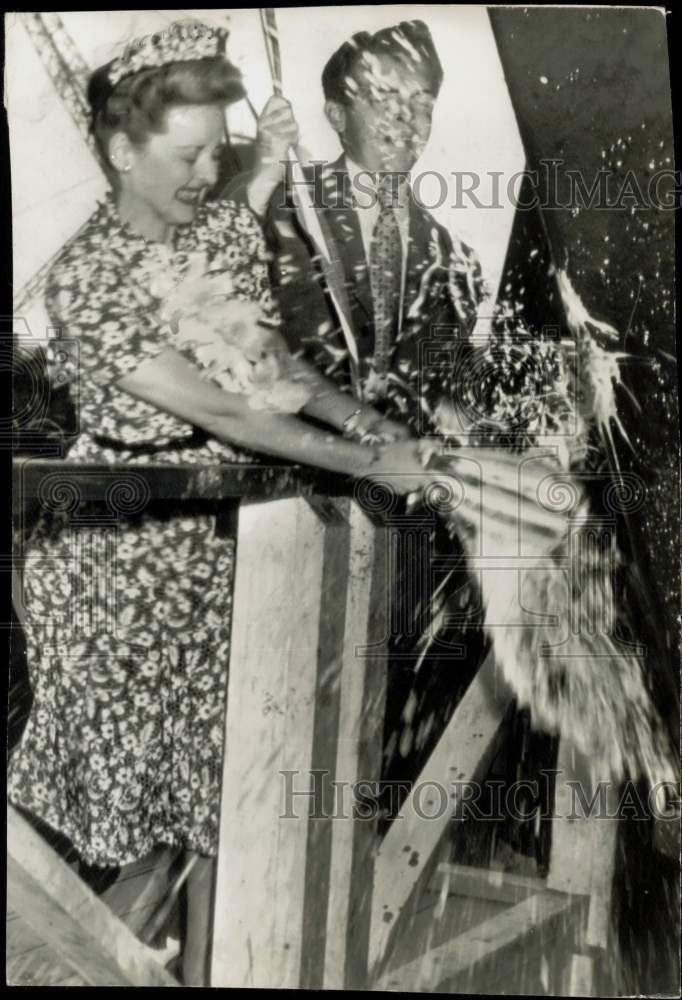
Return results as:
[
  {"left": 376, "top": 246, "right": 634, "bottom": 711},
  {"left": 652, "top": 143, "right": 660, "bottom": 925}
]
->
[{"left": 322, "top": 20, "right": 444, "bottom": 105}]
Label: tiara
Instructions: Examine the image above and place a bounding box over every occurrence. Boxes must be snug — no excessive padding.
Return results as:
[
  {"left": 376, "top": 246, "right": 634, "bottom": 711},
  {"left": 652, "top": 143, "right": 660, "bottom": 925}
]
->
[{"left": 107, "top": 20, "right": 229, "bottom": 87}]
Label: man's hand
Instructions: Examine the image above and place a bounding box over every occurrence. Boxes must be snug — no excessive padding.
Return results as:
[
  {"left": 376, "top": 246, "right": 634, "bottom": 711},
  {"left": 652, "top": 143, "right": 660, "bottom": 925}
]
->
[
  {"left": 247, "top": 95, "right": 300, "bottom": 215},
  {"left": 256, "top": 95, "right": 299, "bottom": 166}
]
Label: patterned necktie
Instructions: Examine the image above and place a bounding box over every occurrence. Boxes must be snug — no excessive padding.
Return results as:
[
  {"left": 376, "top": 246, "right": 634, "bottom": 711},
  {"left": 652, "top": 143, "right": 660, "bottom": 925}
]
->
[{"left": 368, "top": 175, "right": 403, "bottom": 398}]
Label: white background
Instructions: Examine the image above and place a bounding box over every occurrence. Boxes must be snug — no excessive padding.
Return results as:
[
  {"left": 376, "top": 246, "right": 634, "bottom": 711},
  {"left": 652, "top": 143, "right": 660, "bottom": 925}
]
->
[{"left": 7, "top": 7, "right": 525, "bottom": 340}]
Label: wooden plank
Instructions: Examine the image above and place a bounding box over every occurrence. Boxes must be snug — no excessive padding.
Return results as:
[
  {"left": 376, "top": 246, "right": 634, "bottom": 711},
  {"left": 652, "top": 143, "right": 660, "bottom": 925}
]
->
[
  {"left": 101, "top": 856, "right": 174, "bottom": 927},
  {"left": 7, "top": 890, "right": 163, "bottom": 954},
  {"left": 299, "top": 497, "right": 351, "bottom": 990},
  {"left": 6, "top": 940, "right": 79, "bottom": 987},
  {"left": 322, "top": 501, "right": 389, "bottom": 989},
  {"left": 378, "top": 883, "right": 504, "bottom": 976},
  {"left": 7, "top": 805, "right": 178, "bottom": 986},
  {"left": 13, "top": 455, "right": 337, "bottom": 503},
  {"left": 547, "top": 740, "right": 618, "bottom": 951},
  {"left": 7, "top": 911, "right": 60, "bottom": 960},
  {"left": 548, "top": 742, "right": 600, "bottom": 898},
  {"left": 568, "top": 953, "right": 594, "bottom": 997},
  {"left": 7, "top": 911, "right": 44, "bottom": 958},
  {"left": 375, "top": 891, "right": 578, "bottom": 991},
  {"left": 53, "top": 973, "right": 89, "bottom": 987},
  {"left": 431, "top": 862, "right": 546, "bottom": 906},
  {"left": 379, "top": 877, "right": 584, "bottom": 996},
  {"left": 585, "top": 783, "right": 619, "bottom": 951},
  {"left": 112, "top": 845, "right": 177, "bottom": 883},
  {"left": 546, "top": 740, "right": 619, "bottom": 996},
  {"left": 6, "top": 899, "right": 171, "bottom": 984},
  {"left": 7, "top": 898, "right": 175, "bottom": 987},
  {"left": 442, "top": 892, "right": 584, "bottom": 996},
  {"left": 369, "top": 648, "right": 510, "bottom": 972},
  {"left": 121, "top": 900, "right": 176, "bottom": 939},
  {"left": 210, "top": 495, "right": 328, "bottom": 989},
  {"left": 8, "top": 856, "right": 173, "bottom": 963}
]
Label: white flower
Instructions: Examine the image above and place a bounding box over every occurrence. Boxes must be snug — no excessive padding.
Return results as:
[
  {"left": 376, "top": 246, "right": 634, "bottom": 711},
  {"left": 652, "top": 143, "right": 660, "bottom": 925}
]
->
[{"left": 90, "top": 753, "right": 107, "bottom": 772}]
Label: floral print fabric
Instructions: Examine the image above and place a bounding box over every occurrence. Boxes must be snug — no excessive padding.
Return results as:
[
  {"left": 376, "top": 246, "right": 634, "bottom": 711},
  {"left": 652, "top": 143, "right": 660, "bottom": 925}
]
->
[
  {"left": 8, "top": 195, "right": 271, "bottom": 865},
  {"left": 43, "top": 193, "right": 277, "bottom": 456}
]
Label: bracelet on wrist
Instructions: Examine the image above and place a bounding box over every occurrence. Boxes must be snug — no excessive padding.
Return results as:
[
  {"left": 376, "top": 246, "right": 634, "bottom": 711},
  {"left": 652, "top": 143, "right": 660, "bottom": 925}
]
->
[
  {"left": 342, "top": 407, "right": 364, "bottom": 431},
  {"left": 342, "top": 406, "right": 378, "bottom": 442}
]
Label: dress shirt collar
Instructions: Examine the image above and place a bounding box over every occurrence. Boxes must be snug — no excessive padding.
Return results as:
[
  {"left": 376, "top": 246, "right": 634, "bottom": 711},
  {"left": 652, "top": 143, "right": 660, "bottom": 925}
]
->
[{"left": 343, "top": 156, "right": 411, "bottom": 217}]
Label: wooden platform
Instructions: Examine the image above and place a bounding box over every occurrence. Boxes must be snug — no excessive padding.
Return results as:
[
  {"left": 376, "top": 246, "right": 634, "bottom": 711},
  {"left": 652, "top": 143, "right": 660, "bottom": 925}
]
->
[
  {"left": 377, "top": 862, "right": 588, "bottom": 995},
  {"left": 369, "top": 742, "right": 623, "bottom": 996},
  {"left": 10, "top": 466, "right": 668, "bottom": 993},
  {"left": 6, "top": 825, "right": 180, "bottom": 988}
]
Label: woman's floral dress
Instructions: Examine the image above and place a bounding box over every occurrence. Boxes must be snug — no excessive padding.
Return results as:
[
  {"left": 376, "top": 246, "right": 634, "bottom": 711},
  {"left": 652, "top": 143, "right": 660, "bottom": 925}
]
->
[{"left": 8, "top": 195, "right": 276, "bottom": 867}]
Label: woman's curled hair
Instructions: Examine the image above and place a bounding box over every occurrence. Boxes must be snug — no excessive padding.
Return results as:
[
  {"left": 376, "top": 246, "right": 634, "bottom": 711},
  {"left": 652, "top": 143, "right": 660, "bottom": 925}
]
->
[{"left": 88, "top": 57, "right": 245, "bottom": 174}]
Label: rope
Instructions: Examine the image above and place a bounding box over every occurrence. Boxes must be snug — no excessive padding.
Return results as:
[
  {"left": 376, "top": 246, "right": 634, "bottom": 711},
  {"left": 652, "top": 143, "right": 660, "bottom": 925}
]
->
[{"left": 257, "top": 8, "right": 362, "bottom": 393}]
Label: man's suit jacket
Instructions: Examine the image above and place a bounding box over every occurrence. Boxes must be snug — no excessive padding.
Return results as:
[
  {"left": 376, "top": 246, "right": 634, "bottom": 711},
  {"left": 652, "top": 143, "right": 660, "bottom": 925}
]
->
[{"left": 225, "top": 156, "right": 486, "bottom": 436}]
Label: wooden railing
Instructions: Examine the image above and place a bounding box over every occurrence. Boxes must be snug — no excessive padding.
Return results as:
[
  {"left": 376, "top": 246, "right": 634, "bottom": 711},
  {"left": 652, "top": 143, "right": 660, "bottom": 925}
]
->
[{"left": 9, "top": 456, "right": 619, "bottom": 992}]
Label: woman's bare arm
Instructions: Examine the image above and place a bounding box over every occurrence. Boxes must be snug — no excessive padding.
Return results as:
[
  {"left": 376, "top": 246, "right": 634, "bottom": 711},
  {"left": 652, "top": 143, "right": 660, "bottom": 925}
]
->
[
  {"left": 292, "top": 358, "right": 373, "bottom": 430},
  {"left": 285, "top": 353, "right": 409, "bottom": 438},
  {"left": 117, "top": 346, "right": 379, "bottom": 477}
]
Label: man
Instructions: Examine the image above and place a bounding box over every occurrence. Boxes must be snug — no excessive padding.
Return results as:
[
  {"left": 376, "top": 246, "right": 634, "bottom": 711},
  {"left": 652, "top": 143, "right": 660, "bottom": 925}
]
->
[{"left": 228, "top": 19, "right": 486, "bottom": 437}]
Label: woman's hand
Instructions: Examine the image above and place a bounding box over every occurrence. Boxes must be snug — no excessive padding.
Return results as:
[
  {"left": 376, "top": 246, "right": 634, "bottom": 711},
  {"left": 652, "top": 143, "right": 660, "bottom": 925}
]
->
[
  {"left": 248, "top": 96, "right": 300, "bottom": 215},
  {"left": 118, "top": 347, "right": 401, "bottom": 479}
]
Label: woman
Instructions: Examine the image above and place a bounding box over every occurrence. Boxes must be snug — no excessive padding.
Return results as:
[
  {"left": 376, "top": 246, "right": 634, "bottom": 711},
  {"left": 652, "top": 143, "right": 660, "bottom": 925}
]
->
[{"left": 7, "top": 21, "right": 432, "bottom": 985}]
